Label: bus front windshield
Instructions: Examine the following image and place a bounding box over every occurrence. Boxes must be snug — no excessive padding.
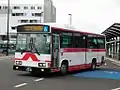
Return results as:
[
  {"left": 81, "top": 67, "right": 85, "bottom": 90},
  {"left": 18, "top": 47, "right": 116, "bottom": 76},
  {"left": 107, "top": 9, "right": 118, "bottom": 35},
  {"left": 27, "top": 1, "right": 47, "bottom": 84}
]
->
[{"left": 16, "top": 33, "right": 51, "bottom": 54}]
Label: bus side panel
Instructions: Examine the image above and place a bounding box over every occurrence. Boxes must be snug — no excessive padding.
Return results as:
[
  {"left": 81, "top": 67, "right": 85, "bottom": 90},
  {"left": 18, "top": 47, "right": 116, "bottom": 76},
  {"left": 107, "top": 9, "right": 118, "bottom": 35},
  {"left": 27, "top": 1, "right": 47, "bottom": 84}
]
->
[
  {"left": 97, "top": 36, "right": 106, "bottom": 65},
  {"left": 59, "top": 48, "right": 86, "bottom": 71},
  {"left": 86, "top": 49, "right": 97, "bottom": 64},
  {"left": 97, "top": 50, "right": 106, "bottom": 65}
]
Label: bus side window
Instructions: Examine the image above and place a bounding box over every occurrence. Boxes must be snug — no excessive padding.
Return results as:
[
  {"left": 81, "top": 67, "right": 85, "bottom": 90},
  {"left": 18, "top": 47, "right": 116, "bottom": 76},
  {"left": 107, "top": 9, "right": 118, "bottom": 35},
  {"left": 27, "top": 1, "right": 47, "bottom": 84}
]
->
[
  {"left": 87, "top": 36, "right": 97, "bottom": 49},
  {"left": 73, "top": 33, "right": 86, "bottom": 48},
  {"left": 97, "top": 37, "right": 105, "bottom": 49},
  {"left": 60, "top": 33, "right": 73, "bottom": 48}
]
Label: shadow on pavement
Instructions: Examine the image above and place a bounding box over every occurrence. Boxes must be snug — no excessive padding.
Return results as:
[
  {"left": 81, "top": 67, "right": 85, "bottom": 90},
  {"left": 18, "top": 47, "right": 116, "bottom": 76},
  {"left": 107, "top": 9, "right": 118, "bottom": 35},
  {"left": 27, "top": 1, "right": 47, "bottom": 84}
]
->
[
  {"left": 16, "top": 67, "right": 120, "bottom": 78},
  {"left": 16, "top": 68, "right": 104, "bottom": 78}
]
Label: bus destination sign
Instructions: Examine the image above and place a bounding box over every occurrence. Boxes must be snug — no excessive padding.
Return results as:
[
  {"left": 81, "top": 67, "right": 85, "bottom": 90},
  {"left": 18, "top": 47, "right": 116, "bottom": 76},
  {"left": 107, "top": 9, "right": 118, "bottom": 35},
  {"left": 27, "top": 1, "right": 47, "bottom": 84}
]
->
[{"left": 17, "top": 25, "right": 50, "bottom": 32}]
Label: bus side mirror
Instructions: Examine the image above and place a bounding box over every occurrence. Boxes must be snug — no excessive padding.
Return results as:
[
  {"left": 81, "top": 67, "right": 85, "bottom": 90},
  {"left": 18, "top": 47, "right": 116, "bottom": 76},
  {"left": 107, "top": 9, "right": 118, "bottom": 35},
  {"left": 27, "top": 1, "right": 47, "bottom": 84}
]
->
[{"left": 46, "top": 36, "right": 50, "bottom": 43}]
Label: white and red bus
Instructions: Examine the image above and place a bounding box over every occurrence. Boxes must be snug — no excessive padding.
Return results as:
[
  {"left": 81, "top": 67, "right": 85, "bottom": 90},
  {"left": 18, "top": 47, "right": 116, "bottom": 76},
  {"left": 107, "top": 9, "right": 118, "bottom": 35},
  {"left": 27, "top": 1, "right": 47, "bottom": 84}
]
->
[{"left": 13, "top": 23, "right": 106, "bottom": 74}]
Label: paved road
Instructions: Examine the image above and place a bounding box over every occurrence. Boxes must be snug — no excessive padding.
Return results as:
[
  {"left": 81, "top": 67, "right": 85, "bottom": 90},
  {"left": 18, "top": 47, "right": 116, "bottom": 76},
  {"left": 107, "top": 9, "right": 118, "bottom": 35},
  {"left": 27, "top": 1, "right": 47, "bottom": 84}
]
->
[{"left": 1, "top": 57, "right": 120, "bottom": 90}]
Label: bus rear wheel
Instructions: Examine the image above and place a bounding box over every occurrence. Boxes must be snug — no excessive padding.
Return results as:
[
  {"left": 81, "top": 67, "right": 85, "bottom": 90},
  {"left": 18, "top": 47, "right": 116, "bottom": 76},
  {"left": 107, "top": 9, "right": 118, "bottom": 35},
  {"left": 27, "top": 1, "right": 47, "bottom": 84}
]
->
[
  {"left": 60, "top": 62, "right": 68, "bottom": 75},
  {"left": 91, "top": 61, "right": 96, "bottom": 70}
]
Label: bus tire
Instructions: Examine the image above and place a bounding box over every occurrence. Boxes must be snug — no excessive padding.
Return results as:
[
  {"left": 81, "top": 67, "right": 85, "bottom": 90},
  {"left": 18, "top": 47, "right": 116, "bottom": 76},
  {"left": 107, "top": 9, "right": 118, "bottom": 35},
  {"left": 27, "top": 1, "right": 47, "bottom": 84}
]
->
[
  {"left": 60, "top": 62, "right": 68, "bottom": 75},
  {"left": 91, "top": 60, "right": 96, "bottom": 70}
]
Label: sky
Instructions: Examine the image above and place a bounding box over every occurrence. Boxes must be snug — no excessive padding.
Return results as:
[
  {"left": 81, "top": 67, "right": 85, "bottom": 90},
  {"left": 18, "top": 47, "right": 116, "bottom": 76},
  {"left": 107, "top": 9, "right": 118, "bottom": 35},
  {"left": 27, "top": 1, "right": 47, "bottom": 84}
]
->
[{"left": 1, "top": 0, "right": 120, "bottom": 34}]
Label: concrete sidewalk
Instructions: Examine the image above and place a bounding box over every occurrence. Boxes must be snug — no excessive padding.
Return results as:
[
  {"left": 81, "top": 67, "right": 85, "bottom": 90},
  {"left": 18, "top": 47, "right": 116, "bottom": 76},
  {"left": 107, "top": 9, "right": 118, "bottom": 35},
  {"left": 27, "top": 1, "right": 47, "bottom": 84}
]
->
[{"left": 105, "top": 57, "right": 120, "bottom": 66}]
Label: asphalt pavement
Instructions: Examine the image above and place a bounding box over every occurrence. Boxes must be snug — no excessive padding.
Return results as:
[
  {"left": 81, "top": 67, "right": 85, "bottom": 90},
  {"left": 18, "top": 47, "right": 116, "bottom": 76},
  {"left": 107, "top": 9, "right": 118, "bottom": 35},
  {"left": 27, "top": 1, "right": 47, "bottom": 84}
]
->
[{"left": 0, "top": 56, "right": 120, "bottom": 90}]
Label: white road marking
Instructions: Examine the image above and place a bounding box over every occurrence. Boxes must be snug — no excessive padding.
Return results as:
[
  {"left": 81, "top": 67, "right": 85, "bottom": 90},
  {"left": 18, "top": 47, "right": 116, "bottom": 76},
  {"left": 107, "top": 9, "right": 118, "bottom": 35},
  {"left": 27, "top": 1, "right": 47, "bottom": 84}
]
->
[
  {"left": 104, "top": 71, "right": 118, "bottom": 74},
  {"left": 104, "top": 63, "right": 107, "bottom": 66},
  {"left": 111, "top": 87, "right": 120, "bottom": 90},
  {"left": 14, "top": 83, "right": 28, "bottom": 88},
  {"left": 34, "top": 78, "right": 44, "bottom": 82}
]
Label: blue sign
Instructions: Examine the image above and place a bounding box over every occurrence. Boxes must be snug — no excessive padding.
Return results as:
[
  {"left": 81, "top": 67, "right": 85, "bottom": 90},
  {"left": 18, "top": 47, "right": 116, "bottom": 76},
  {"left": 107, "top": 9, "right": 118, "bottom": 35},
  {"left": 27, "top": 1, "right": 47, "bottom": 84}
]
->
[
  {"left": 73, "top": 69, "right": 120, "bottom": 80},
  {"left": 44, "top": 26, "right": 49, "bottom": 32}
]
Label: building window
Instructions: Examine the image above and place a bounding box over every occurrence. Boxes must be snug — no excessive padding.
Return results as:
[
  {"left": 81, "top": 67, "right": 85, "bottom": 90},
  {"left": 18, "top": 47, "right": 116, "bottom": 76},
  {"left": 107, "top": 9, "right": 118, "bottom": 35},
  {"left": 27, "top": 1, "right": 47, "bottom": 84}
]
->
[
  {"left": 13, "top": 6, "right": 20, "bottom": 9},
  {"left": 21, "top": 20, "right": 28, "bottom": 23},
  {"left": 31, "top": 6, "right": 35, "bottom": 10},
  {"left": 3, "top": 6, "right": 8, "bottom": 9},
  {"left": 24, "top": 6, "right": 28, "bottom": 9},
  {"left": 4, "top": 6, "right": 8, "bottom": 9},
  {"left": 30, "top": 20, "right": 37, "bottom": 23},
  {"left": 11, "top": 27, "right": 16, "bottom": 30},
  {"left": 37, "top": 6, "right": 42, "bottom": 9},
  {"left": 12, "top": 13, "right": 26, "bottom": 16},
  {"left": 12, "top": 13, "right": 16, "bottom": 16},
  {"left": 32, "top": 13, "right": 42, "bottom": 16}
]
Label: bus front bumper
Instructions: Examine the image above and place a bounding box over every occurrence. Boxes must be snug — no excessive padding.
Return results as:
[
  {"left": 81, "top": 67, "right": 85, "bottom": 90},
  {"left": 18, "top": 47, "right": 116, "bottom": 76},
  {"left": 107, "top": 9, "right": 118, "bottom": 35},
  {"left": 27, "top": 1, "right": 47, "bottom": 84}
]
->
[{"left": 13, "top": 65, "right": 51, "bottom": 73}]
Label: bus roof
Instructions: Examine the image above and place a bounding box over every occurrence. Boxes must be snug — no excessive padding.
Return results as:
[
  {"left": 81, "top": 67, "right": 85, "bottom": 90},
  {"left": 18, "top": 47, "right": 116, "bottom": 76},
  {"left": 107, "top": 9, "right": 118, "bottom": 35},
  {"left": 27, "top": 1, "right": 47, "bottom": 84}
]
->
[{"left": 16, "top": 23, "right": 104, "bottom": 36}]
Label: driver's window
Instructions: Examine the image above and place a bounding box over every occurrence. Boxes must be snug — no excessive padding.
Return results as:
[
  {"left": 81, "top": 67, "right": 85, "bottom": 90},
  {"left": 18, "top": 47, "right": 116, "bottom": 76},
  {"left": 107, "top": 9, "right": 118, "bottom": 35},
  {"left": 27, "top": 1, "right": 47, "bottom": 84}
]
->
[{"left": 53, "top": 35, "right": 59, "bottom": 49}]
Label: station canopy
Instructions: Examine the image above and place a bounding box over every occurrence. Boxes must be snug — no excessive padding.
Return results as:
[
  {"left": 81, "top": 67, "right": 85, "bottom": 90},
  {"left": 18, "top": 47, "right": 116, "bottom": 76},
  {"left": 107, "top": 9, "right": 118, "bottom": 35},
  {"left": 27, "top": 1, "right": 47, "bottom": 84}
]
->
[{"left": 102, "top": 23, "right": 120, "bottom": 39}]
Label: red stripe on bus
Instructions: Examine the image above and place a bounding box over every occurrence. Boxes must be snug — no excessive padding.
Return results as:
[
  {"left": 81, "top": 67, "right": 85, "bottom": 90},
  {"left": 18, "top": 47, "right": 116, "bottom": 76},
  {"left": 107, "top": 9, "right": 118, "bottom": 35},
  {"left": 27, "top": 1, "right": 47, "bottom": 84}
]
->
[
  {"left": 63, "top": 48, "right": 106, "bottom": 52},
  {"left": 68, "top": 64, "right": 91, "bottom": 71},
  {"left": 45, "top": 60, "right": 51, "bottom": 62},
  {"left": 91, "top": 49, "right": 106, "bottom": 52},
  {"left": 15, "top": 52, "right": 40, "bottom": 62},
  {"left": 50, "top": 63, "right": 102, "bottom": 72},
  {"left": 63, "top": 48, "right": 87, "bottom": 52}
]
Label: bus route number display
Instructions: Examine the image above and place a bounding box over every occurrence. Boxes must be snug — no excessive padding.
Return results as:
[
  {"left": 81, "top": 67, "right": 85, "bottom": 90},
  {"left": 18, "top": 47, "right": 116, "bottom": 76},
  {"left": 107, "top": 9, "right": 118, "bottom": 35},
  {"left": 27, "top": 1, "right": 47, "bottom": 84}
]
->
[{"left": 17, "top": 25, "right": 50, "bottom": 32}]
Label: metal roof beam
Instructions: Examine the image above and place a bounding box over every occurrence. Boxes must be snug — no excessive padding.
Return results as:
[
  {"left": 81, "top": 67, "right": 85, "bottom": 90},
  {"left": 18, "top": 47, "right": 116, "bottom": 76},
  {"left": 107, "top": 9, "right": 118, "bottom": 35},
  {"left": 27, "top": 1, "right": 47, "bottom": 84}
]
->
[
  {"left": 114, "top": 24, "right": 120, "bottom": 28},
  {"left": 104, "top": 33, "right": 115, "bottom": 38},
  {"left": 104, "top": 31, "right": 118, "bottom": 37},
  {"left": 108, "top": 29, "right": 120, "bottom": 36},
  {"left": 110, "top": 27, "right": 120, "bottom": 31}
]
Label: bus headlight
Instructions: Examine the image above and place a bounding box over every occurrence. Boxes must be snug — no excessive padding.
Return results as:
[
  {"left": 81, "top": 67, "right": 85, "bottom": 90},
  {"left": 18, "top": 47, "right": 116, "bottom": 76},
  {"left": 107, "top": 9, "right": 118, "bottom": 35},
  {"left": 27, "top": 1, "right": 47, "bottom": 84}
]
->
[
  {"left": 38, "top": 63, "right": 46, "bottom": 67},
  {"left": 43, "top": 63, "right": 46, "bottom": 67},
  {"left": 15, "top": 61, "right": 22, "bottom": 65},
  {"left": 38, "top": 63, "right": 42, "bottom": 67}
]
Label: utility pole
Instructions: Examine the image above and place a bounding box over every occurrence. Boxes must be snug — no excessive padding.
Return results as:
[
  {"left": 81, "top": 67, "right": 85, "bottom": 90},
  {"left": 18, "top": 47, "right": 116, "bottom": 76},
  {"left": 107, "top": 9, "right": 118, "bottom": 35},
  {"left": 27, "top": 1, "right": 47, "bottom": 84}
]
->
[
  {"left": 6, "top": 0, "right": 10, "bottom": 56},
  {"left": 68, "top": 14, "right": 72, "bottom": 25}
]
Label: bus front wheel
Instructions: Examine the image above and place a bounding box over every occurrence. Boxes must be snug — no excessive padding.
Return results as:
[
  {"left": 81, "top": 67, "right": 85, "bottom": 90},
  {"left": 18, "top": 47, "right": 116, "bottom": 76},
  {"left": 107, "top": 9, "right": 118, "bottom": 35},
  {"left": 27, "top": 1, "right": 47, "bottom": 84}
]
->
[{"left": 60, "top": 62, "right": 68, "bottom": 75}]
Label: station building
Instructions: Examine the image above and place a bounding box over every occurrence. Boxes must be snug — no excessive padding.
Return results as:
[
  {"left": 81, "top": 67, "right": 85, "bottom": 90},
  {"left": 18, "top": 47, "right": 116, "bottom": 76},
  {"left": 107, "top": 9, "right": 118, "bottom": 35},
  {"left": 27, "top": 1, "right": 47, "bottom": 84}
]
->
[{"left": 102, "top": 23, "right": 120, "bottom": 60}]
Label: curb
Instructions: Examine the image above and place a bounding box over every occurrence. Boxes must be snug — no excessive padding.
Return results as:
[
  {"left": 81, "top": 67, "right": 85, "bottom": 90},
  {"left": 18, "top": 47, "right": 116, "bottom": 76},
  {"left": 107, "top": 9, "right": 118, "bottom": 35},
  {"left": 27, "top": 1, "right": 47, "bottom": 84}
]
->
[
  {"left": 105, "top": 57, "right": 120, "bottom": 66},
  {"left": 0, "top": 55, "right": 14, "bottom": 59}
]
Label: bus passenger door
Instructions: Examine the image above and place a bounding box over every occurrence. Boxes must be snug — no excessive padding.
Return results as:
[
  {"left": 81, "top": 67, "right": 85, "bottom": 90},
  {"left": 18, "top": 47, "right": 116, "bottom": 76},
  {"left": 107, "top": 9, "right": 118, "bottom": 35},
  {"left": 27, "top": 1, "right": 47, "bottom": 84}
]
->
[
  {"left": 51, "top": 34, "right": 60, "bottom": 68},
  {"left": 86, "top": 35, "right": 98, "bottom": 64}
]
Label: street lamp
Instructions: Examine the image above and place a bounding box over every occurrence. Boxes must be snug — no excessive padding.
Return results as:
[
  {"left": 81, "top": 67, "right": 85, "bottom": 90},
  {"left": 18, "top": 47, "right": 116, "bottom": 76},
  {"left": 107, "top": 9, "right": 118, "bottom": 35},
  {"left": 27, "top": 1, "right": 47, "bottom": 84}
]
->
[
  {"left": 68, "top": 14, "right": 72, "bottom": 25},
  {"left": 6, "top": 0, "right": 10, "bottom": 56}
]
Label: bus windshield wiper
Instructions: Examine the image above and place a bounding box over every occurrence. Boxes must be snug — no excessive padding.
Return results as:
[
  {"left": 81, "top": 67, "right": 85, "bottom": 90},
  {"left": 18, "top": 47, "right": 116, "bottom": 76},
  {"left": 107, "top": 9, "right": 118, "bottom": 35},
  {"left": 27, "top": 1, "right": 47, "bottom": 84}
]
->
[{"left": 34, "top": 47, "right": 40, "bottom": 55}]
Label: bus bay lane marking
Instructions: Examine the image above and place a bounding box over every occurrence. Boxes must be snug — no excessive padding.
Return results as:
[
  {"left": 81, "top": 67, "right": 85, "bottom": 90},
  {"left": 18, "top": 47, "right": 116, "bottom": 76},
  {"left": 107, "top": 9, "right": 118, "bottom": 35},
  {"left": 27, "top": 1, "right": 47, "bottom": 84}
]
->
[
  {"left": 111, "top": 87, "right": 120, "bottom": 90},
  {"left": 13, "top": 78, "right": 44, "bottom": 88},
  {"left": 34, "top": 78, "right": 44, "bottom": 82},
  {"left": 14, "top": 83, "right": 28, "bottom": 88},
  {"left": 104, "top": 71, "right": 118, "bottom": 74}
]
